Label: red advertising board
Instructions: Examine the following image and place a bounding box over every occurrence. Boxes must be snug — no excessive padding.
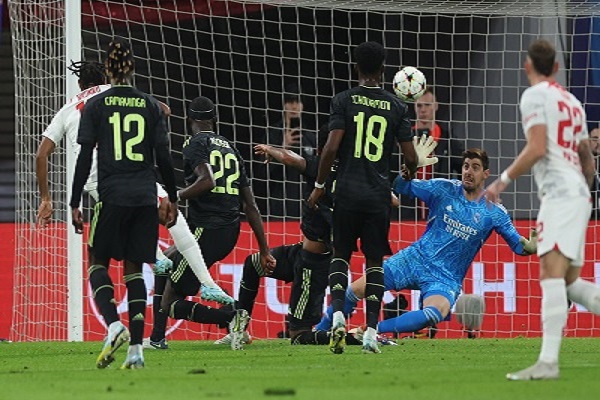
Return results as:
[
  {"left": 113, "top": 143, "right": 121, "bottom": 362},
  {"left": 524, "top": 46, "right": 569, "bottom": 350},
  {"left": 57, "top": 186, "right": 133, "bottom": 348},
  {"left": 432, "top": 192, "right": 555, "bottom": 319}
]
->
[{"left": 2, "top": 221, "right": 599, "bottom": 341}]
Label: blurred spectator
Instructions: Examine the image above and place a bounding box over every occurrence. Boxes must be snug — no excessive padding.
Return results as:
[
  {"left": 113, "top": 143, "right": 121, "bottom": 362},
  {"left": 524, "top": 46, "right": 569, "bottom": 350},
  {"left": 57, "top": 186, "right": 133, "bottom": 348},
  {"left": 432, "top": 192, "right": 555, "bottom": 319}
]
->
[
  {"left": 397, "top": 87, "right": 465, "bottom": 220},
  {"left": 264, "top": 89, "right": 316, "bottom": 218},
  {"left": 413, "top": 87, "right": 464, "bottom": 179}
]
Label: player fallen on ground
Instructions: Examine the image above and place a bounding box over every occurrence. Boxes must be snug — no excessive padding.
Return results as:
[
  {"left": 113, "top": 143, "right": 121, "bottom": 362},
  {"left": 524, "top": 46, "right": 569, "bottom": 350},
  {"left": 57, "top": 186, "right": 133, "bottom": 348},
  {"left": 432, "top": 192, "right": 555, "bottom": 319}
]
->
[
  {"left": 315, "top": 149, "right": 538, "bottom": 342},
  {"left": 159, "top": 96, "right": 275, "bottom": 351},
  {"left": 215, "top": 124, "right": 333, "bottom": 346},
  {"left": 34, "top": 59, "right": 233, "bottom": 352},
  {"left": 485, "top": 39, "right": 600, "bottom": 381}
]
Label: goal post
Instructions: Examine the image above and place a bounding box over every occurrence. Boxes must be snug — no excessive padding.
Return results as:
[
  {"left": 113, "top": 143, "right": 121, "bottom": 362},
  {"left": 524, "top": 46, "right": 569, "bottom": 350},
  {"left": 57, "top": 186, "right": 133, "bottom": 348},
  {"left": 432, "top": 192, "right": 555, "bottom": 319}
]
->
[
  {"left": 9, "top": 0, "right": 600, "bottom": 342},
  {"left": 65, "top": 0, "right": 84, "bottom": 342}
]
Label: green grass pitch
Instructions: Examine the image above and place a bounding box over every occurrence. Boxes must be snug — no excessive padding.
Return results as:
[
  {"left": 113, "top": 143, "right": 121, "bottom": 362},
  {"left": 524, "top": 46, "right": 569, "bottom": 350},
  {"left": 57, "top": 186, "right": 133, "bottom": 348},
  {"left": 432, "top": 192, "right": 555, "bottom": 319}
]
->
[{"left": 1, "top": 338, "right": 599, "bottom": 399}]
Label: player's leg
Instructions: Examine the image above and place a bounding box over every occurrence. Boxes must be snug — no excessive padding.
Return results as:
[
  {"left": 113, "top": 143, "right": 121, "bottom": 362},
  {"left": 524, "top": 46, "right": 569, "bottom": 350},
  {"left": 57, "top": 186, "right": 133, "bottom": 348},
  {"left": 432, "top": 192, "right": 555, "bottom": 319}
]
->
[
  {"left": 88, "top": 202, "right": 130, "bottom": 369},
  {"left": 288, "top": 245, "right": 331, "bottom": 341},
  {"left": 359, "top": 209, "right": 393, "bottom": 354},
  {"left": 238, "top": 244, "right": 295, "bottom": 316},
  {"left": 564, "top": 202, "right": 600, "bottom": 314},
  {"left": 144, "top": 263, "right": 170, "bottom": 350},
  {"left": 291, "top": 329, "right": 363, "bottom": 345},
  {"left": 328, "top": 207, "right": 361, "bottom": 354},
  {"left": 156, "top": 184, "right": 232, "bottom": 304},
  {"left": 377, "top": 291, "right": 450, "bottom": 334},
  {"left": 314, "top": 276, "right": 364, "bottom": 331},
  {"left": 565, "top": 268, "right": 600, "bottom": 314},
  {"left": 214, "top": 244, "right": 294, "bottom": 344},
  {"left": 165, "top": 224, "right": 238, "bottom": 327},
  {"left": 120, "top": 205, "right": 158, "bottom": 369},
  {"left": 167, "top": 212, "right": 232, "bottom": 304},
  {"left": 507, "top": 197, "right": 588, "bottom": 381},
  {"left": 506, "top": 249, "right": 567, "bottom": 380}
]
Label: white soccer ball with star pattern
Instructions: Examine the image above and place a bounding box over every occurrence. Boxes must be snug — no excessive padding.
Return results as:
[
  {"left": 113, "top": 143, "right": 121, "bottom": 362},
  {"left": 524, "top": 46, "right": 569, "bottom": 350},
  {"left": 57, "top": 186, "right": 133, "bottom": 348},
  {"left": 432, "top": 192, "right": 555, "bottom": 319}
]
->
[{"left": 392, "top": 66, "right": 427, "bottom": 102}]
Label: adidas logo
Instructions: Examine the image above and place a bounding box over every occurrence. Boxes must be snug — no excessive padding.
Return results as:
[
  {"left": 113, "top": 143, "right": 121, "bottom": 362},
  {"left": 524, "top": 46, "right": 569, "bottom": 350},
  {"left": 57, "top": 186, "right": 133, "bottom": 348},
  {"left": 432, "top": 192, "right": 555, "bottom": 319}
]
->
[
  {"left": 132, "top": 313, "right": 145, "bottom": 321},
  {"left": 446, "top": 205, "right": 453, "bottom": 212},
  {"left": 365, "top": 295, "right": 379, "bottom": 301},
  {"left": 331, "top": 283, "right": 345, "bottom": 292}
]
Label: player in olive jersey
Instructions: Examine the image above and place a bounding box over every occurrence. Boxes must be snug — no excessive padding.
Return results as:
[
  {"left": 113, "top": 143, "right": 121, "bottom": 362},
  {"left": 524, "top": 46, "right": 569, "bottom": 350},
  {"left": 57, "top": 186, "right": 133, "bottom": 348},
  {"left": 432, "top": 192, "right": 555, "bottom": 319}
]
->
[
  {"left": 308, "top": 41, "right": 419, "bottom": 354},
  {"left": 70, "top": 38, "right": 178, "bottom": 369},
  {"left": 160, "top": 96, "right": 276, "bottom": 351},
  {"left": 214, "top": 124, "right": 334, "bottom": 346}
]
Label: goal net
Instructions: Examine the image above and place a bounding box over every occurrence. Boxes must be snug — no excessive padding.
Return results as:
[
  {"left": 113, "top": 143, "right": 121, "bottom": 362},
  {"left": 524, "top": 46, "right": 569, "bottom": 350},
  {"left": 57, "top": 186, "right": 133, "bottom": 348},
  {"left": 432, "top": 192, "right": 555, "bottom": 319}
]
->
[{"left": 9, "top": 0, "right": 600, "bottom": 341}]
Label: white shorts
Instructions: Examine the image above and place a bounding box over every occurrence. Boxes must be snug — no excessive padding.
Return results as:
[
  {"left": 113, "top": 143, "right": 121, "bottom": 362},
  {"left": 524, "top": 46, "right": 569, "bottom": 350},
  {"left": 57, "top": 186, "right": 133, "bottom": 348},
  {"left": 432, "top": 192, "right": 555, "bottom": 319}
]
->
[{"left": 536, "top": 196, "right": 591, "bottom": 267}]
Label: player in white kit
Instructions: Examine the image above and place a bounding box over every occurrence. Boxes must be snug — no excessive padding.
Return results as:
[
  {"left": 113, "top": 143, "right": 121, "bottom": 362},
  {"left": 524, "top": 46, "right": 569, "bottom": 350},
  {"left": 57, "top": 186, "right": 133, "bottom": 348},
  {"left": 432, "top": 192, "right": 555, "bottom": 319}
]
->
[
  {"left": 485, "top": 39, "right": 600, "bottom": 380},
  {"left": 35, "top": 61, "right": 233, "bottom": 339}
]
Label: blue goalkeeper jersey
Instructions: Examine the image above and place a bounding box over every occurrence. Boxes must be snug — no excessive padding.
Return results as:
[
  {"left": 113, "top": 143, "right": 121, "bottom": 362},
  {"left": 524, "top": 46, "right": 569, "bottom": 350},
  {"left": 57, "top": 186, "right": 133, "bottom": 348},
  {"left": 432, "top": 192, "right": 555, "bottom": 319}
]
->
[{"left": 393, "top": 177, "right": 525, "bottom": 284}]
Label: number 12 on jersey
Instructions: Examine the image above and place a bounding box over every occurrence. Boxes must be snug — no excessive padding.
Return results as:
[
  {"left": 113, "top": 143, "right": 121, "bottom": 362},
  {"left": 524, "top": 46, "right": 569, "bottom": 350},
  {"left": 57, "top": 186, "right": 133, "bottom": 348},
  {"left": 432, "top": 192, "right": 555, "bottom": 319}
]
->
[
  {"left": 353, "top": 112, "right": 387, "bottom": 162},
  {"left": 109, "top": 112, "right": 145, "bottom": 161}
]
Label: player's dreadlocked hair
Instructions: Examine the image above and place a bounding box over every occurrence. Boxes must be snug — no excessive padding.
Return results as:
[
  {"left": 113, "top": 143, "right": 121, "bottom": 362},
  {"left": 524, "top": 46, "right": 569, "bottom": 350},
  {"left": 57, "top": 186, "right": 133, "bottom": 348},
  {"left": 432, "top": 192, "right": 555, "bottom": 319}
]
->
[
  {"left": 67, "top": 60, "right": 106, "bottom": 89},
  {"left": 104, "top": 38, "right": 134, "bottom": 84}
]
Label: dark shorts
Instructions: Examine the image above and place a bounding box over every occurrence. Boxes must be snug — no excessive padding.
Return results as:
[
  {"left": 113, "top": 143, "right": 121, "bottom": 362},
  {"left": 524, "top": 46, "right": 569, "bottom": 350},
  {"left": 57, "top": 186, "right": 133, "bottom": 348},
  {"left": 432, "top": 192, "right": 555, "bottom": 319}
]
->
[
  {"left": 332, "top": 206, "right": 392, "bottom": 260},
  {"left": 88, "top": 202, "right": 158, "bottom": 264},
  {"left": 301, "top": 204, "right": 332, "bottom": 247},
  {"left": 169, "top": 221, "right": 240, "bottom": 296},
  {"left": 253, "top": 243, "right": 331, "bottom": 331}
]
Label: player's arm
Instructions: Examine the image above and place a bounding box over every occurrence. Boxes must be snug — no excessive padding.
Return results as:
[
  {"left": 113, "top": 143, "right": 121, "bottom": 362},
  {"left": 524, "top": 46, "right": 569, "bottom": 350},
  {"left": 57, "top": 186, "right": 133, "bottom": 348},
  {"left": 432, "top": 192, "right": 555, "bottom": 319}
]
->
[
  {"left": 69, "top": 143, "right": 94, "bottom": 234},
  {"left": 307, "top": 129, "right": 342, "bottom": 208},
  {"left": 494, "top": 206, "right": 536, "bottom": 256},
  {"left": 254, "top": 143, "right": 307, "bottom": 172},
  {"left": 153, "top": 106, "right": 178, "bottom": 227},
  {"left": 177, "top": 163, "right": 215, "bottom": 200},
  {"left": 392, "top": 173, "right": 436, "bottom": 205},
  {"left": 578, "top": 138, "right": 595, "bottom": 189},
  {"left": 240, "top": 185, "right": 276, "bottom": 273},
  {"left": 397, "top": 102, "right": 419, "bottom": 178},
  {"left": 504, "top": 125, "right": 547, "bottom": 180},
  {"left": 69, "top": 101, "right": 98, "bottom": 233},
  {"left": 35, "top": 137, "right": 57, "bottom": 226},
  {"left": 484, "top": 125, "right": 546, "bottom": 203},
  {"left": 400, "top": 140, "right": 418, "bottom": 179}
]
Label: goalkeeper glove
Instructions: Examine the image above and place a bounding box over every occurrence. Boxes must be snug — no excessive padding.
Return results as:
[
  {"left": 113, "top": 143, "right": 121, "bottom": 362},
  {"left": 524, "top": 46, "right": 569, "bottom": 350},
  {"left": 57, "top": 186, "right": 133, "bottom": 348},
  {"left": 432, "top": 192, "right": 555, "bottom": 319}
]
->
[
  {"left": 414, "top": 134, "right": 439, "bottom": 168},
  {"left": 519, "top": 228, "right": 538, "bottom": 255}
]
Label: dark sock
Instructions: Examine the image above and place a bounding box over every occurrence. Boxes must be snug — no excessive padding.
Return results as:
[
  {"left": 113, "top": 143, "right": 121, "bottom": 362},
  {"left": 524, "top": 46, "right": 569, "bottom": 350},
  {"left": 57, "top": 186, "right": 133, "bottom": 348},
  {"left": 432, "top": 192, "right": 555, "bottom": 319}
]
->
[
  {"left": 150, "top": 273, "right": 168, "bottom": 342},
  {"left": 124, "top": 272, "right": 146, "bottom": 345},
  {"left": 237, "top": 254, "right": 261, "bottom": 315},
  {"left": 329, "top": 258, "right": 349, "bottom": 312},
  {"left": 88, "top": 264, "right": 119, "bottom": 325},
  {"left": 291, "top": 329, "right": 362, "bottom": 345},
  {"left": 170, "top": 299, "right": 234, "bottom": 326},
  {"left": 365, "top": 264, "right": 384, "bottom": 329}
]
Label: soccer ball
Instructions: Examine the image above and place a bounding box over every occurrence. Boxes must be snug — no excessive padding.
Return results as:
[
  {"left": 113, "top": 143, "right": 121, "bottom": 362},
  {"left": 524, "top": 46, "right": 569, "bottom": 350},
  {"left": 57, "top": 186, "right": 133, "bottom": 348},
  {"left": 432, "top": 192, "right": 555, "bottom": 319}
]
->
[{"left": 392, "top": 66, "right": 427, "bottom": 102}]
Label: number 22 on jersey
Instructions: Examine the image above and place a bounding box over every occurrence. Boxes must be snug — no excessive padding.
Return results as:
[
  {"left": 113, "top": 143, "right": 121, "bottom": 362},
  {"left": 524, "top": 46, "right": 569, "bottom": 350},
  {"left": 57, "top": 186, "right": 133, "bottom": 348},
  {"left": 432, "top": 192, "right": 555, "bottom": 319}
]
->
[
  {"left": 109, "top": 112, "right": 145, "bottom": 161},
  {"left": 557, "top": 100, "right": 583, "bottom": 152},
  {"left": 210, "top": 150, "right": 240, "bottom": 195}
]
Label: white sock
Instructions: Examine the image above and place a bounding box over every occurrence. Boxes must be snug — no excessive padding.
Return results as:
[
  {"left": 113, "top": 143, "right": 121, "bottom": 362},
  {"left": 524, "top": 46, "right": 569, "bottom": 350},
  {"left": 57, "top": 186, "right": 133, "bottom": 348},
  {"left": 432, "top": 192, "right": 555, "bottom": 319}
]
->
[
  {"left": 168, "top": 213, "right": 217, "bottom": 287},
  {"left": 567, "top": 278, "right": 600, "bottom": 314},
  {"left": 332, "top": 311, "right": 346, "bottom": 328},
  {"left": 539, "top": 278, "right": 568, "bottom": 364},
  {"left": 128, "top": 344, "right": 143, "bottom": 356},
  {"left": 156, "top": 246, "right": 168, "bottom": 262}
]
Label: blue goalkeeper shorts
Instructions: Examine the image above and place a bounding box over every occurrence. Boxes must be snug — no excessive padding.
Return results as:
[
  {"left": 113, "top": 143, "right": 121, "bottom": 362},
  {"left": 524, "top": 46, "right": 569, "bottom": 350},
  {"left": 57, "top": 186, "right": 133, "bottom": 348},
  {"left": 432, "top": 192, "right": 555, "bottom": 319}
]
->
[{"left": 383, "top": 249, "right": 461, "bottom": 307}]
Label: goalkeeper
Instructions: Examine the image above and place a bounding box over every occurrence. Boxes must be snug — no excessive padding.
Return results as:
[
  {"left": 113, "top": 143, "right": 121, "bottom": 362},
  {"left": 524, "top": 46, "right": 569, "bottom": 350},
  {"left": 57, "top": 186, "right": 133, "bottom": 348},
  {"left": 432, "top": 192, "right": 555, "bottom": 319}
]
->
[{"left": 315, "top": 148, "right": 537, "bottom": 336}]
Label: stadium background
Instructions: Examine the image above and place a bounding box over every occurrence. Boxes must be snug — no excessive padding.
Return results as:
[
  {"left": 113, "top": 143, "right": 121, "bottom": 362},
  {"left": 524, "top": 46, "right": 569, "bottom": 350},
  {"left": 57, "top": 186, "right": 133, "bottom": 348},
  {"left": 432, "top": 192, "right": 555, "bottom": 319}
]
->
[{"left": 2, "top": 1, "right": 600, "bottom": 340}]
